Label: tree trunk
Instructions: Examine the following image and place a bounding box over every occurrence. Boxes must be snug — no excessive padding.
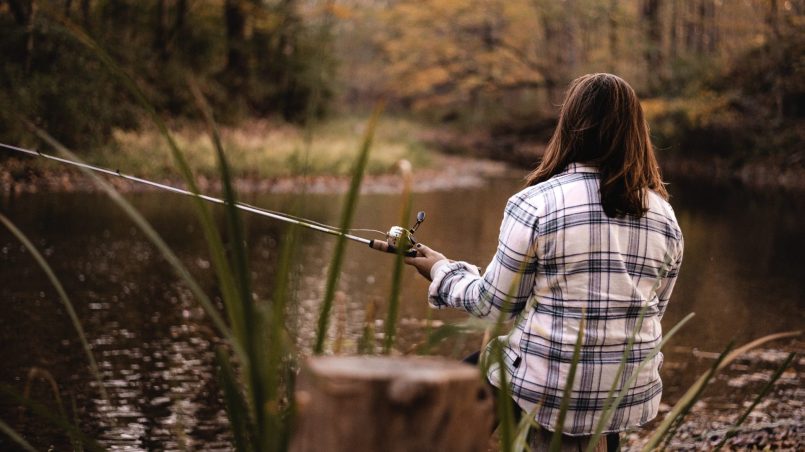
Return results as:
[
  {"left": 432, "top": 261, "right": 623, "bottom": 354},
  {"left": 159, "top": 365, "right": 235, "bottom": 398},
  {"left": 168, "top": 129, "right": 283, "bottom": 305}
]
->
[
  {"left": 173, "top": 0, "right": 187, "bottom": 36},
  {"left": 683, "top": 1, "right": 697, "bottom": 53},
  {"left": 224, "top": 0, "right": 248, "bottom": 76},
  {"left": 6, "top": 0, "right": 29, "bottom": 26},
  {"left": 154, "top": 0, "right": 168, "bottom": 60},
  {"left": 642, "top": 0, "right": 663, "bottom": 94},
  {"left": 697, "top": 0, "right": 716, "bottom": 54},
  {"left": 767, "top": 0, "right": 780, "bottom": 39},
  {"left": 669, "top": 0, "right": 678, "bottom": 61},
  {"left": 608, "top": 0, "right": 619, "bottom": 70},
  {"left": 24, "top": 0, "right": 36, "bottom": 73},
  {"left": 80, "top": 0, "right": 91, "bottom": 30},
  {"left": 290, "top": 356, "right": 494, "bottom": 452}
]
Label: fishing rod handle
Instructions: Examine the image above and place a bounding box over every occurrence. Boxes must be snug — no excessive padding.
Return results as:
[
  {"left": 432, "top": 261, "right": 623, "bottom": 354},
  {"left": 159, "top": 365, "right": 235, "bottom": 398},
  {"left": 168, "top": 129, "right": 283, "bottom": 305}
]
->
[{"left": 368, "top": 239, "right": 418, "bottom": 257}]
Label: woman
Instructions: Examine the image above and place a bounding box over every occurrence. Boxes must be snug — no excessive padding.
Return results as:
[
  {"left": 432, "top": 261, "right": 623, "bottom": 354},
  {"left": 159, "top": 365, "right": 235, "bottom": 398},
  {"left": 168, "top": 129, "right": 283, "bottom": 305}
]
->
[{"left": 405, "top": 73, "right": 684, "bottom": 450}]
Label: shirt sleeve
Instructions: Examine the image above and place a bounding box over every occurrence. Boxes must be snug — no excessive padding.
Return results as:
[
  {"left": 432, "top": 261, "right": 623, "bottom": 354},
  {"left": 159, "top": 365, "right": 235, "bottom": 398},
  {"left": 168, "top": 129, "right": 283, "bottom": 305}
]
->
[
  {"left": 427, "top": 194, "right": 539, "bottom": 320},
  {"left": 656, "top": 236, "right": 684, "bottom": 320}
]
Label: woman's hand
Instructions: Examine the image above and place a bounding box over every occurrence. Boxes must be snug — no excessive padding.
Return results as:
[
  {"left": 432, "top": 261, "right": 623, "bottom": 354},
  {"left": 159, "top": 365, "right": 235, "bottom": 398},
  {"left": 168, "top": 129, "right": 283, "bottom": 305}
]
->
[{"left": 404, "top": 243, "right": 448, "bottom": 281}]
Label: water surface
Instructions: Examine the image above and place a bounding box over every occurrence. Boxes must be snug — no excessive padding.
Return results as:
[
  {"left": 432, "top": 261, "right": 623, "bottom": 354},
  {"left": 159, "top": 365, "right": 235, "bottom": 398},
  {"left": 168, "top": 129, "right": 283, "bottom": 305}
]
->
[{"left": 1, "top": 175, "right": 802, "bottom": 449}]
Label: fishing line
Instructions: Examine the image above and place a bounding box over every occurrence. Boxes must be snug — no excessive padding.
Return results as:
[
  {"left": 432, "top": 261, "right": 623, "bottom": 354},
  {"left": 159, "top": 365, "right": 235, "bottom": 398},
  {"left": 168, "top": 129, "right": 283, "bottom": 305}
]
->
[{"left": 0, "top": 142, "right": 421, "bottom": 255}]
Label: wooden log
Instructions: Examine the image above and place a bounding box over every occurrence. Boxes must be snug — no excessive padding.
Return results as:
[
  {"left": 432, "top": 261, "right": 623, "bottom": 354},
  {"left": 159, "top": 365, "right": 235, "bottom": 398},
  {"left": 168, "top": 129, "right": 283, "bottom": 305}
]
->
[{"left": 290, "top": 356, "right": 494, "bottom": 452}]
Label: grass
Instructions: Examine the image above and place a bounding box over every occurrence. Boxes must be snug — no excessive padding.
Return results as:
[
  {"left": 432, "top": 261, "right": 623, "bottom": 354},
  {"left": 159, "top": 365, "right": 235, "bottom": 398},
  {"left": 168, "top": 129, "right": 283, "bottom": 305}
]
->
[{"left": 96, "top": 115, "right": 433, "bottom": 180}]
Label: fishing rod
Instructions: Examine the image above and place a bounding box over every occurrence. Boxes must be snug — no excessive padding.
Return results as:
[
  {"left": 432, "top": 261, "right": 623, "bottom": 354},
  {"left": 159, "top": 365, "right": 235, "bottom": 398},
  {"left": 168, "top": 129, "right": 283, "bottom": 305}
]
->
[{"left": 0, "top": 142, "right": 425, "bottom": 257}]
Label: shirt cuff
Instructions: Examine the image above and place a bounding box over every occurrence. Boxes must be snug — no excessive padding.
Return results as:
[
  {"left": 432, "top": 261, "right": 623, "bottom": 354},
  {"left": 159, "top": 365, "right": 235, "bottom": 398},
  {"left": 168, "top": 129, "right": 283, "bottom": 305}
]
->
[
  {"left": 429, "top": 259, "right": 450, "bottom": 281},
  {"left": 427, "top": 260, "right": 481, "bottom": 308}
]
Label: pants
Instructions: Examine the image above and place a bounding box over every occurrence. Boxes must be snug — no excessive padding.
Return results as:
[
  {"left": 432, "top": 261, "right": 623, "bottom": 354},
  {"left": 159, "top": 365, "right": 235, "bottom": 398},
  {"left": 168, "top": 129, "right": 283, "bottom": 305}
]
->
[{"left": 462, "top": 351, "right": 620, "bottom": 452}]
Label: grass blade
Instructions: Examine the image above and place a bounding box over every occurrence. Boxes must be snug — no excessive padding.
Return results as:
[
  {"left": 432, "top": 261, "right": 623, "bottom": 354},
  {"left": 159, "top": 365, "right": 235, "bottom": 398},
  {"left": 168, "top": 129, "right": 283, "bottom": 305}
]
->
[
  {"left": 0, "top": 213, "right": 108, "bottom": 404},
  {"left": 0, "top": 385, "right": 105, "bottom": 452},
  {"left": 586, "top": 312, "right": 695, "bottom": 450},
  {"left": 264, "top": 225, "right": 299, "bottom": 452},
  {"left": 358, "top": 298, "right": 378, "bottom": 355},
  {"left": 27, "top": 125, "right": 242, "bottom": 359},
  {"left": 487, "top": 264, "right": 531, "bottom": 452},
  {"left": 548, "top": 312, "right": 585, "bottom": 452},
  {"left": 383, "top": 159, "right": 413, "bottom": 354},
  {"left": 314, "top": 105, "right": 382, "bottom": 354},
  {"left": 69, "top": 394, "right": 84, "bottom": 452},
  {"left": 189, "top": 79, "right": 253, "bottom": 343},
  {"left": 47, "top": 13, "right": 245, "bottom": 356},
  {"left": 0, "top": 419, "right": 36, "bottom": 452},
  {"left": 21, "top": 368, "right": 83, "bottom": 451},
  {"left": 585, "top": 256, "right": 675, "bottom": 452},
  {"left": 641, "top": 330, "right": 802, "bottom": 451},
  {"left": 513, "top": 404, "right": 540, "bottom": 452},
  {"left": 188, "top": 79, "right": 267, "bottom": 443},
  {"left": 215, "top": 347, "right": 256, "bottom": 452},
  {"left": 22, "top": 368, "right": 69, "bottom": 425},
  {"left": 494, "top": 341, "right": 516, "bottom": 452},
  {"left": 585, "top": 303, "right": 648, "bottom": 452},
  {"left": 659, "top": 342, "right": 734, "bottom": 448},
  {"left": 714, "top": 352, "right": 796, "bottom": 450}
]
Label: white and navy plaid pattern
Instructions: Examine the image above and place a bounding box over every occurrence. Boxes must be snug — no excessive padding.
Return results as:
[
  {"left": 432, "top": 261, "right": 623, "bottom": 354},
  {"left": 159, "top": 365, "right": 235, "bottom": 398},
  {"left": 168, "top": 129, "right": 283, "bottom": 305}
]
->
[{"left": 428, "top": 163, "right": 683, "bottom": 435}]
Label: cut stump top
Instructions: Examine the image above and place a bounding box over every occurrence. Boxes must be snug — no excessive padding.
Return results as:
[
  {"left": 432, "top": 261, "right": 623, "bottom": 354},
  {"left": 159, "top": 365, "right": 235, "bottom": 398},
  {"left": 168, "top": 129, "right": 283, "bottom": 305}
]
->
[{"left": 305, "top": 355, "right": 481, "bottom": 382}]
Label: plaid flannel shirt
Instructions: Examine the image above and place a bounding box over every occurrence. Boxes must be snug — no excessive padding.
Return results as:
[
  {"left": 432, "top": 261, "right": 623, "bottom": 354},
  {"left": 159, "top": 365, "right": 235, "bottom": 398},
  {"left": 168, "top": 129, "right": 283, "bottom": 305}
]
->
[{"left": 428, "top": 163, "right": 683, "bottom": 435}]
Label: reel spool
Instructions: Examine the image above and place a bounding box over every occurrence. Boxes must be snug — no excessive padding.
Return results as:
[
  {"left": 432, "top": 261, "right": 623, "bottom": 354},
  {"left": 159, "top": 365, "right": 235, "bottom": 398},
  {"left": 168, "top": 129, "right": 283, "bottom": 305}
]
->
[
  {"left": 386, "top": 226, "right": 410, "bottom": 248},
  {"left": 369, "top": 211, "right": 426, "bottom": 257}
]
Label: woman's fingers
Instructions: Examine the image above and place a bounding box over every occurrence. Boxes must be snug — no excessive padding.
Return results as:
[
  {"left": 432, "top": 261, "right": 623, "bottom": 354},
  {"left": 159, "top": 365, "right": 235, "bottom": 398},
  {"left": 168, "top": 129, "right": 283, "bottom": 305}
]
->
[
  {"left": 415, "top": 243, "right": 448, "bottom": 263},
  {"left": 415, "top": 243, "right": 435, "bottom": 257}
]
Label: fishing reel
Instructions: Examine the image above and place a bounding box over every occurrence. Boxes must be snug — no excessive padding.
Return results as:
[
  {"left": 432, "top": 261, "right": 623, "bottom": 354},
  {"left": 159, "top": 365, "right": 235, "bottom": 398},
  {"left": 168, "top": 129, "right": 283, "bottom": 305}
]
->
[{"left": 369, "top": 211, "right": 426, "bottom": 257}]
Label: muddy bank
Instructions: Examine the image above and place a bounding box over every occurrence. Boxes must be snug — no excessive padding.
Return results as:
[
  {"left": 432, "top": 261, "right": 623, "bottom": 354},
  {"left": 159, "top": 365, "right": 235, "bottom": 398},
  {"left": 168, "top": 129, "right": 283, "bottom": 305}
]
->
[
  {"left": 625, "top": 338, "right": 803, "bottom": 451},
  {"left": 0, "top": 153, "right": 517, "bottom": 196}
]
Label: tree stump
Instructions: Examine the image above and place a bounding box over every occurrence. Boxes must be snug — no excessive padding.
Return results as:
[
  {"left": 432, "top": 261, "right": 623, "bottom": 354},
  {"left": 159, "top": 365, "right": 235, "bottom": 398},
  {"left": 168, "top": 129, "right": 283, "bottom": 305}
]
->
[{"left": 290, "top": 356, "right": 494, "bottom": 452}]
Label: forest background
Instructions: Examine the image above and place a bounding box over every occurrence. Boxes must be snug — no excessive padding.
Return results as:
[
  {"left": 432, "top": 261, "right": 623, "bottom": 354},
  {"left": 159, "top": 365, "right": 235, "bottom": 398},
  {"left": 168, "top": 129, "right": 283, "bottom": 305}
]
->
[{"left": 0, "top": 0, "right": 803, "bottom": 188}]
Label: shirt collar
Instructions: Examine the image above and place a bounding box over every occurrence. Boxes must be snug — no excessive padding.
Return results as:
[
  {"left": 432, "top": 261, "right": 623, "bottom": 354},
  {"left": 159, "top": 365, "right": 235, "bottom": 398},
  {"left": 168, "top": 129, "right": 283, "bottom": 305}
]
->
[{"left": 562, "top": 162, "right": 599, "bottom": 174}]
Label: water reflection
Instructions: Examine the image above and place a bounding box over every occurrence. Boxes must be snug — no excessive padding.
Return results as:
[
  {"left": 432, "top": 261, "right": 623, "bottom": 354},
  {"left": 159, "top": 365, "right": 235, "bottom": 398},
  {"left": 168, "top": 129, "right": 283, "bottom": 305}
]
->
[{"left": 0, "top": 176, "right": 802, "bottom": 449}]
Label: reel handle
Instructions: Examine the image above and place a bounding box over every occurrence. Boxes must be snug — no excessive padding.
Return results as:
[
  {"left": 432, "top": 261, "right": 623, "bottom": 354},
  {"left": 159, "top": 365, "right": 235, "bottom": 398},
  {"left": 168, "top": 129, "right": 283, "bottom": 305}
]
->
[{"left": 368, "top": 239, "right": 418, "bottom": 257}]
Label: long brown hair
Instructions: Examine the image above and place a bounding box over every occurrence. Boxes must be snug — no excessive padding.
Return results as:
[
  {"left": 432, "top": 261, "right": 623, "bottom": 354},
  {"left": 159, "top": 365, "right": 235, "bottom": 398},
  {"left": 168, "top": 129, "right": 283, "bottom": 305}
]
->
[{"left": 525, "top": 73, "right": 668, "bottom": 218}]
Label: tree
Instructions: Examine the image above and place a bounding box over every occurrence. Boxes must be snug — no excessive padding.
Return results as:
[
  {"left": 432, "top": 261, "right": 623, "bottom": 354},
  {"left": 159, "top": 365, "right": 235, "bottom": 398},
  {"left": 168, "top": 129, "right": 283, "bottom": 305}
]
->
[{"left": 642, "top": 0, "right": 663, "bottom": 94}]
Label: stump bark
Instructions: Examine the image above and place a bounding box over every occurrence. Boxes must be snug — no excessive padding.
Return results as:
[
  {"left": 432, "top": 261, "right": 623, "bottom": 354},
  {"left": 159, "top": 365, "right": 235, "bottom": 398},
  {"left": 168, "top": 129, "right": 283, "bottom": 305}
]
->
[{"left": 290, "top": 355, "right": 494, "bottom": 452}]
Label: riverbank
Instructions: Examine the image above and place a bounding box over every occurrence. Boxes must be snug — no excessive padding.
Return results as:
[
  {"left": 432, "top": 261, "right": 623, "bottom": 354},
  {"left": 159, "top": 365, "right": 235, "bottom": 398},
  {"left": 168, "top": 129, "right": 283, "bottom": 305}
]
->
[
  {"left": 2, "top": 114, "right": 802, "bottom": 195},
  {"left": 420, "top": 125, "right": 805, "bottom": 192},
  {"left": 0, "top": 152, "right": 515, "bottom": 196},
  {"left": 0, "top": 116, "right": 517, "bottom": 196}
]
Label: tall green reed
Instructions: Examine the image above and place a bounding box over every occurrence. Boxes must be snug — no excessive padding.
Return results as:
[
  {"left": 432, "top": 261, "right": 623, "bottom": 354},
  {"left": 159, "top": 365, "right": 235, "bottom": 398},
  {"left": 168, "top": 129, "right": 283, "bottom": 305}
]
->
[
  {"left": 11, "top": 10, "right": 291, "bottom": 450},
  {"left": 21, "top": 368, "right": 82, "bottom": 451},
  {"left": 548, "top": 313, "right": 585, "bottom": 452},
  {"left": 2, "top": 9, "right": 390, "bottom": 451},
  {"left": 658, "top": 342, "right": 734, "bottom": 449},
  {"left": 314, "top": 105, "right": 382, "bottom": 354},
  {"left": 0, "top": 386, "right": 104, "bottom": 452},
  {"left": 53, "top": 15, "right": 307, "bottom": 451},
  {"left": 383, "top": 159, "right": 414, "bottom": 354},
  {"left": 478, "top": 258, "right": 533, "bottom": 452},
  {"left": 50, "top": 13, "right": 248, "bottom": 363}
]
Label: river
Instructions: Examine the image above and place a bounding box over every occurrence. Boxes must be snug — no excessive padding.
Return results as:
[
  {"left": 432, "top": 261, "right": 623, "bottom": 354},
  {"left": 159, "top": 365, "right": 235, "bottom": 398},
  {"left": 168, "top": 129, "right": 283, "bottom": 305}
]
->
[{"left": 1, "top": 174, "right": 803, "bottom": 450}]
